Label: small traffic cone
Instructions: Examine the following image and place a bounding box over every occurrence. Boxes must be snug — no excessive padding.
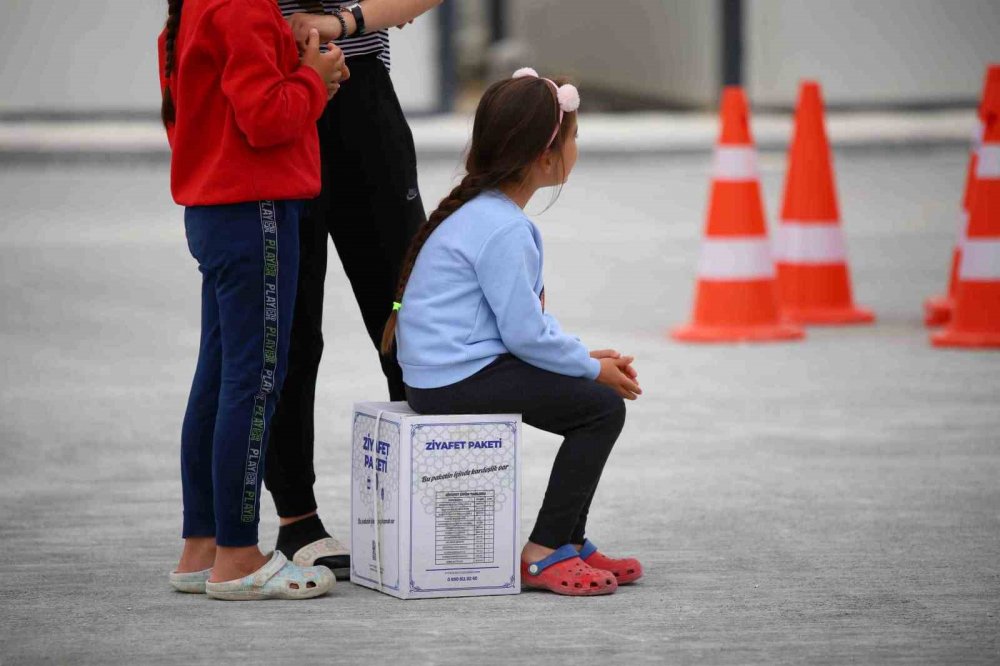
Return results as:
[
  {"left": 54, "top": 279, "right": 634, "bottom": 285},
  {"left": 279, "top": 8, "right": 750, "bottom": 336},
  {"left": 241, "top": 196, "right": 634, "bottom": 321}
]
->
[
  {"left": 924, "top": 65, "right": 1000, "bottom": 326},
  {"left": 932, "top": 80, "right": 1000, "bottom": 350},
  {"left": 773, "top": 81, "right": 874, "bottom": 325},
  {"left": 672, "top": 87, "right": 804, "bottom": 343}
]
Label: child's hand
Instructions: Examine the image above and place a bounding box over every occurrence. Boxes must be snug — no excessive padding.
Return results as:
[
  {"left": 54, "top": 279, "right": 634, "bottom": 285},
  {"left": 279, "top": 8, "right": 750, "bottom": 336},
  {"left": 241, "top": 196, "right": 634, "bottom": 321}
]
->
[
  {"left": 596, "top": 356, "right": 642, "bottom": 401},
  {"left": 301, "top": 30, "right": 347, "bottom": 99},
  {"left": 591, "top": 349, "right": 638, "bottom": 381}
]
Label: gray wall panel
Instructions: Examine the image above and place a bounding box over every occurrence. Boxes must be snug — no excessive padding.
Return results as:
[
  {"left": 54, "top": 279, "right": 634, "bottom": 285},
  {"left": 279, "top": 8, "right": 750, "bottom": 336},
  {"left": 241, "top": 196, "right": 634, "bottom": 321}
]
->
[
  {"left": 746, "top": 0, "right": 1000, "bottom": 107},
  {"left": 510, "top": 0, "right": 720, "bottom": 107}
]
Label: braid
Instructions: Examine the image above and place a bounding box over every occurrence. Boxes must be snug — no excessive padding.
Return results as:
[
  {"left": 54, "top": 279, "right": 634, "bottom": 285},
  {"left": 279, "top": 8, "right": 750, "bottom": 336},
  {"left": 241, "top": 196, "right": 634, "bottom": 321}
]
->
[
  {"left": 379, "top": 172, "right": 494, "bottom": 354},
  {"left": 161, "top": 0, "right": 183, "bottom": 128},
  {"left": 379, "top": 73, "right": 577, "bottom": 355}
]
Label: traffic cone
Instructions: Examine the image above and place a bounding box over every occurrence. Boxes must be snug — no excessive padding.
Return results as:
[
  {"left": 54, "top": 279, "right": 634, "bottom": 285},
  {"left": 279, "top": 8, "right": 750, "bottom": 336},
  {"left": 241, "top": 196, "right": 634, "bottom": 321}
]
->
[
  {"left": 932, "top": 81, "right": 1000, "bottom": 350},
  {"left": 924, "top": 65, "right": 1000, "bottom": 326},
  {"left": 773, "top": 81, "right": 874, "bottom": 325},
  {"left": 672, "top": 87, "right": 804, "bottom": 343}
]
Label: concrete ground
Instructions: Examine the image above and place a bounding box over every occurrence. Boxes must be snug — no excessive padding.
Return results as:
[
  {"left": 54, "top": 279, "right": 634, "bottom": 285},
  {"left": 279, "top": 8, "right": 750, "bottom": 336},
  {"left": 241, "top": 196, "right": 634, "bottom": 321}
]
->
[{"left": 0, "top": 146, "right": 998, "bottom": 664}]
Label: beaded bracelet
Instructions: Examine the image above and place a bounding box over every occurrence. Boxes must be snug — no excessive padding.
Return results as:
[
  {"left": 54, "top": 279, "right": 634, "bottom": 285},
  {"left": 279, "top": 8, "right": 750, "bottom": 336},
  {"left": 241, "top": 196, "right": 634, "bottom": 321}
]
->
[{"left": 332, "top": 8, "right": 349, "bottom": 40}]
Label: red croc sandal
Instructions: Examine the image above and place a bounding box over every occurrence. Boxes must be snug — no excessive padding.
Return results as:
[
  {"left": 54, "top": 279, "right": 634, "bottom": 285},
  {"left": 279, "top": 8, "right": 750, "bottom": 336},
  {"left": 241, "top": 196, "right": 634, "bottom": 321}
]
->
[
  {"left": 579, "top": 539, "right": 643, "bottom": 585},
  {"left": 521, "top": 544, "right": 618, "bottom": 596}
]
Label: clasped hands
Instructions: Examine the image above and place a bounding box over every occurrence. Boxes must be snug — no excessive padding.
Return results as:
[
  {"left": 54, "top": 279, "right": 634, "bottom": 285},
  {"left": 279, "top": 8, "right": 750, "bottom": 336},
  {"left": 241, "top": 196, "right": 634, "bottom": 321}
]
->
[{"left": 591, "top": 349, "right": 642, "bottom": 401}]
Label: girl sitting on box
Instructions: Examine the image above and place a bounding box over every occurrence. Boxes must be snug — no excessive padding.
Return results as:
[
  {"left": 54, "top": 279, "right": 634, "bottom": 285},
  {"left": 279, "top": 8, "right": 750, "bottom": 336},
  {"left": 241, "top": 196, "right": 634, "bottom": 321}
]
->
[{"left": 381, "top": 69, "right": 644, "bottom": 596}]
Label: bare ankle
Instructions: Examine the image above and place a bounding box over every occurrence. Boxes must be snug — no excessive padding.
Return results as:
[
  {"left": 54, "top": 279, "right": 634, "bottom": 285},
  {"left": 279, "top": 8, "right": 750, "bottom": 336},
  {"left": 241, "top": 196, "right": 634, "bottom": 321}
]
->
[
  {"left": 176, "top": 537, "right": 216, "bottom": 573},
  {"left": 279, "top": 511, "right": 318, "bottom": 527},
  {"left": 521, "top": 541, "right": 556, "bottom": 563},
  {"left": 209, "top": 546, "right": 268, "bottom": 583}
]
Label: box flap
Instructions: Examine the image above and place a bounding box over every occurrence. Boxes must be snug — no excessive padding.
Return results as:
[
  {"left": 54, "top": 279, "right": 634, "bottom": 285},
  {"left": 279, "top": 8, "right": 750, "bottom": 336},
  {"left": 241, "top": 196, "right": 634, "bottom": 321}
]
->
[{"left": 353, "top": 401, "right": 415, "bottom": 417}]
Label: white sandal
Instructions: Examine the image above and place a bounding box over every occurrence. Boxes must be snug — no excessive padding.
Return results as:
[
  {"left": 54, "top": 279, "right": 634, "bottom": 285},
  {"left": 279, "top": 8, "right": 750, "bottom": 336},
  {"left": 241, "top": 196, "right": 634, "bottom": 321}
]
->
[
  {"left": 169, "top": 568, "right": 211, "bottom": 594},
  {"left": 292, "top": 536, "right": 351, "bottom": 580},
  {"left": 205, "top": 551, "right": 334, "bottom": 601}
]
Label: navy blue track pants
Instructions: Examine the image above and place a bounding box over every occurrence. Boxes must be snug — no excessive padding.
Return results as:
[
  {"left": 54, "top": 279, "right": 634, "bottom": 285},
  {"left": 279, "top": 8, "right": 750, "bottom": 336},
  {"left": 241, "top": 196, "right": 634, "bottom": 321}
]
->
[{"left": 181, "top": 200, "right": 301, "bottom": 547}]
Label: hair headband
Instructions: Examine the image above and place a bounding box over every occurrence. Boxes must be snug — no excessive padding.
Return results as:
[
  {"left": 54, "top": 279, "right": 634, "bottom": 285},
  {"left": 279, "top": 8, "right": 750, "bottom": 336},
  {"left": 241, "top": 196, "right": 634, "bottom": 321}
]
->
[{"left": 512, "top": 67, "right": 580, "bottom": 149}]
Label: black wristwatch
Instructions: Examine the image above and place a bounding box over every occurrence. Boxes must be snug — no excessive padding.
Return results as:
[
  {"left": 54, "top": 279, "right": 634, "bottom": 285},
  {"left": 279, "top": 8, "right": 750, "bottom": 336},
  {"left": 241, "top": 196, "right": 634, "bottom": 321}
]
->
[{"left": 345, "top": 2, "right": 366, "bottom": 36}]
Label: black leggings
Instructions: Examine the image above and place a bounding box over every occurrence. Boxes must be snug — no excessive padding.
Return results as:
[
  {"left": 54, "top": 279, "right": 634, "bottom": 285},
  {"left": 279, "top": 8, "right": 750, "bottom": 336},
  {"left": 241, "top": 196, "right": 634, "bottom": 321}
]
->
[
  {"left": 265, "top": 54, "right": 426, "bottom": 518},
  {"left": 406, "top": 355, "right": 627, "bottom": 549}
]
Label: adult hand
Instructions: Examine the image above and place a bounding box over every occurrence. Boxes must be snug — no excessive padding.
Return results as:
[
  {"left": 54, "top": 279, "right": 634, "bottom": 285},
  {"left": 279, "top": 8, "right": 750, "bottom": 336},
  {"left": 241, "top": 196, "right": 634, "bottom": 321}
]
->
[
  {"left": 397, "top": 19, "right": 415, "bottom": 29},
  {"left": 596, "top": 356, "right": 642, "bottom": 400},
  {"left": 288, "top": 12, "right": 339, "bottom": 50},
  {"left": 301, "top": 30, "right": 346, "bottom": 99}
]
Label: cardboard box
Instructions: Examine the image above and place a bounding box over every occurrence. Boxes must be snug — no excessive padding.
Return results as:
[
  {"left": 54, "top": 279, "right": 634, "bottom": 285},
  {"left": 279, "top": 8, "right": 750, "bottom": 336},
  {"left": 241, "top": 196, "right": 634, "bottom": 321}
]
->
[{"left": 350, "top": 401, "right": 522, "bottom": 599}]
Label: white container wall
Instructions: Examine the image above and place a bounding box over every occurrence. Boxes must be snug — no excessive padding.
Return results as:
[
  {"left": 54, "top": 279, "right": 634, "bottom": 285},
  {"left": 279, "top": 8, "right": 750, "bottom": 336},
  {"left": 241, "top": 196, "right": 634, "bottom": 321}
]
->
[
  {"left": 0, "top": 0, "right": 165, "bottom": 112},
  {"left": 2, "top": 1, "right": 997, "bottom": 113},
  {"left": 0, "top": 0, "right": 442, "bottom": 114}
]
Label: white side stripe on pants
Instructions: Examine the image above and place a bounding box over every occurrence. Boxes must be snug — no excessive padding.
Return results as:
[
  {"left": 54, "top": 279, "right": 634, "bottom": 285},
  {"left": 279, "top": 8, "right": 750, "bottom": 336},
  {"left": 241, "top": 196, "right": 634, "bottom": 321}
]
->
[
  {"left": 772, "top": 222, "right": 847, "bottom": 264},
  {"left": 698, "top": 238, "right": 775, "bottom": 279}
]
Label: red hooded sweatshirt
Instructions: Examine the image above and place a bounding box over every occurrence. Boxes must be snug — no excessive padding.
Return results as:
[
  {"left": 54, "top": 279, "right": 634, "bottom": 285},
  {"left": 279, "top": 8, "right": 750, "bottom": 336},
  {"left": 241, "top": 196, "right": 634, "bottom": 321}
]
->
[{"left": 158, "top": 0, "right": 328, "bottom": 206}]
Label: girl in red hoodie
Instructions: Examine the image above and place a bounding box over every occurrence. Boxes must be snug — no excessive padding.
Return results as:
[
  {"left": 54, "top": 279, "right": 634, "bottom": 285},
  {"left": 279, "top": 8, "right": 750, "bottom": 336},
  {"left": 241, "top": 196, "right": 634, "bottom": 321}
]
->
[{"left": 159, "top": 0, "right": 346, "bottom": 601}]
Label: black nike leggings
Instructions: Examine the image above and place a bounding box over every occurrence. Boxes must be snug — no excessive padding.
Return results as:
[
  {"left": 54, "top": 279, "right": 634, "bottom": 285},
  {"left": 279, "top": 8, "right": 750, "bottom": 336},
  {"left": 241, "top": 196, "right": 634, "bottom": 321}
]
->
[
  {"left": 405, "top": 355, "right": 627, "bottom": 549},
  {"left": 265, "top": 54, "right": 426, "bottom": 518}
]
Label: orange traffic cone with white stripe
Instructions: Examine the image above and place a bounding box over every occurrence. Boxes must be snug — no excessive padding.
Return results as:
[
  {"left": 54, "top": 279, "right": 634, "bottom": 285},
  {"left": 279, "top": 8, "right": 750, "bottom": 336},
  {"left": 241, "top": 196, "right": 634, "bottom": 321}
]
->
[
  {"left": 932, "top": 81, "right": 1000, "bottom": 349},
  {"left": 924, "top": 65, "right": 1000, "bottom": 326},
  {"left": 773, "top": 81, "right": 874, "bottom": 325},
  {"left": 672, "top": 87, "right": 804, "bottom": 343}
]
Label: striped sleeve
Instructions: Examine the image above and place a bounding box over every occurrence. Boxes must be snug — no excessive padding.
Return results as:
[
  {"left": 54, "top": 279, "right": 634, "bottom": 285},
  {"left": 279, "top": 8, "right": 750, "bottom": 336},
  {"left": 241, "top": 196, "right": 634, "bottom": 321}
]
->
[{"left": 277, "top": 0, "right": 391, "bottom": 69}]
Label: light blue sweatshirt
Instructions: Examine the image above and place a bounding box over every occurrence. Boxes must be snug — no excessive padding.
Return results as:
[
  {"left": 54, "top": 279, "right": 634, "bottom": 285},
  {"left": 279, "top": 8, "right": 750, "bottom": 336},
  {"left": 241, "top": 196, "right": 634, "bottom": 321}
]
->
[{"left": 397, "top": 190, "right": 601, "bottom": 389}]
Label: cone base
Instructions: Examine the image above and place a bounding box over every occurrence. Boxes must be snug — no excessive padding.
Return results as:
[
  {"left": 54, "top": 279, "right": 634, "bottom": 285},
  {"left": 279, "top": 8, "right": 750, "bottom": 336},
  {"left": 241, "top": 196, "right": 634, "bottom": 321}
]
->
[
  {"left": 670, "top": 322, "right": 805, "bottom": 344},
  {"left": 781, "top": 305, "right": 875, "bottom": 326},
  {"left": 922, "top": 294, "right": 953, "bottom": 327},
  {"left": 931, "top": 329, "right": 1000, "bottom": 349}
]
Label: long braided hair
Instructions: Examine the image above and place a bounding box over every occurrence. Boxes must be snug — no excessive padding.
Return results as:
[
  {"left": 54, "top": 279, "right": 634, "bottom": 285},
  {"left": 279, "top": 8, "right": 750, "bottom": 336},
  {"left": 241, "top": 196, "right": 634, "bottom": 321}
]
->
[
  {"left": 379, "top": 75, "right": 577, "bottom": 354},
  {"left": 160, "top": 0, "right": 184, "bottom": 127}
]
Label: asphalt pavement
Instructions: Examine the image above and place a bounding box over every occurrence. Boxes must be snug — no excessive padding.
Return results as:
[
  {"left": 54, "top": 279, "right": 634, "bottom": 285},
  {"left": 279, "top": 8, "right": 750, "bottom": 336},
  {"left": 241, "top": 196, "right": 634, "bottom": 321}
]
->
[{"left": 0, "top": 145, "right": 997, "bottom": 664}]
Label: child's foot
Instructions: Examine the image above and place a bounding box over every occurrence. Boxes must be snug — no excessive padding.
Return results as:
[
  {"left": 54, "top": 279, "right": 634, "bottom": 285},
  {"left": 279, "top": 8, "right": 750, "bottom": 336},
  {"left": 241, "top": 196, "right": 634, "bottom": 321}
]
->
[
  {"left": 209, "top": 546, "right": 269, "bottom": 583},
  {"left": 169, "top": 569, "right": 211, "bottom": 594},
  {"left": 205, "top": 551, "right": 335, "bottom": 601},
  {"left": 578, "top": 539, "right": 643, "bottom": 585},
  {"left": 521, "top": 544, "right": 617, "bottom": 596},
  {"left": 174, "top": 536, "right": 216, "bottom": 573},
  {"left": 276, "top": 514, "right": 351, "bottom": 581},
  {"left": 170, "top": 537, "right": 216, "bottom": 593},
  {"left": 520, "top": 541, "right": 556, "bottom": 564}
]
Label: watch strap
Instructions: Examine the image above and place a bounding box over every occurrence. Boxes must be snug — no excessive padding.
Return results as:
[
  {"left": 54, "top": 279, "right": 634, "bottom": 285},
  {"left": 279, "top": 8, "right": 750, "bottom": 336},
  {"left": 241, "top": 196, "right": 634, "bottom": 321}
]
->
[{"left": 346, "top": 3, "right": 366, "bottom": 35}]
